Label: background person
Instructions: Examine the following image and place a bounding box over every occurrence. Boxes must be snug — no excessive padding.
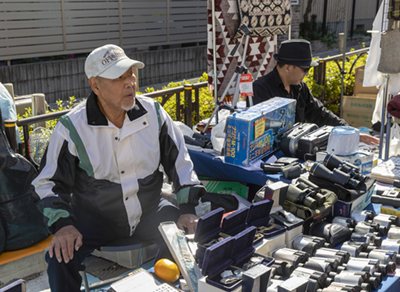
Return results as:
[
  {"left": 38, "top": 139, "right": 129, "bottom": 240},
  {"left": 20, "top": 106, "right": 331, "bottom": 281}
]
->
[
  {"left": 250, "top": 39, "right": 379, "bottom": 145},
  {"left": 33, "top": 44, "right": 206, "bottom": 292}
]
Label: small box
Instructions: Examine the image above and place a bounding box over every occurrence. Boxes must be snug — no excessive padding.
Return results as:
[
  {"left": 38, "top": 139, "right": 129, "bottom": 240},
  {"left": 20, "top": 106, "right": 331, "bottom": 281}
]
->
[
  {"left": 195, "top": 207, "right": 250, "bottom": 267},
  {"left": 342, "top": 94, "right": 377, "bottom": 128},
  {"left": 241, "top": 264, "right": 272, "bottom": 292},
  {"left": 224, "top": 97, "right": 296, "bottom": 167},
  {"left": 334, "top": 184, "right": 375, "bottom": 217},
  {"left": 246, "top": 200, "right": 287, "bottom": 239},
  {"left": 316, "top": 150, "right": 374, "bottom": 175},
  {"left": 201, "top": 179, "right": 248, "bottom": 199},
  {"left": 353, "top": 65, "right": 379, "bottom": 96},
  {"left": 200, "top": 227, "right": 272, "bottom": 292},
  {"left": 277, "top": 276, "right": 309, "bottom": 292},
  {"left": 380, "top": 205, "right": 400, "bottom": 219},
  {"left": 199, "top": 237, "right": 239, "bottom": 292}
]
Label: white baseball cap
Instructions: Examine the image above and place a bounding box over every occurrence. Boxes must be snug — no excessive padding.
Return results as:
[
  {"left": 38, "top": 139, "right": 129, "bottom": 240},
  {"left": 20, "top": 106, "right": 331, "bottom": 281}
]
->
[{"left": 84, "top": 44, "right": 145, "bottom": 79}]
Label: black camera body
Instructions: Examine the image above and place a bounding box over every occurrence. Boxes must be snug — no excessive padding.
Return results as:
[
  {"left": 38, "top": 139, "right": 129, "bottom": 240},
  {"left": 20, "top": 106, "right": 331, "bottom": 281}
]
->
[
  {"left": 296, "top": 125, "right": 334, "bottom": 161},
  {"left": 280, "top": 122, "right": 319, "bottom": 157}
]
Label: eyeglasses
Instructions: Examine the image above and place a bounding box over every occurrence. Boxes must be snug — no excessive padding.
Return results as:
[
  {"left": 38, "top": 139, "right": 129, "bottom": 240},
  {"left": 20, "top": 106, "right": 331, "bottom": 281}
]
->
[{"left": 296, "top": 65, "right": 311, "bottom": 73}]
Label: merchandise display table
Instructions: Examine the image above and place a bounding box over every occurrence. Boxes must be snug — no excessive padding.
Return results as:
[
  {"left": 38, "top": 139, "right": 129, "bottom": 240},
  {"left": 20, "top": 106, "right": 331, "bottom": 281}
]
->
[{"left": 188, "top": 149, "right": 290, "bottom": 186}]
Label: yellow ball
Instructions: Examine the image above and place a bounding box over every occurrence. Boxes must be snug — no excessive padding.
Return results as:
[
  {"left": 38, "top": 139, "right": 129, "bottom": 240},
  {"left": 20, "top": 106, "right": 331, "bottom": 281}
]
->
[{"left": 154, "top": 258, "right": 180, "bottom": 282}]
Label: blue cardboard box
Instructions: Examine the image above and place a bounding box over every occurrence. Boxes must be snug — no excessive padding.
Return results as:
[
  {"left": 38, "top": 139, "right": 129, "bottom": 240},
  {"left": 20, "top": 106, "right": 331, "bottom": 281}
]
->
[{"left": 224, "top": 97, "right": 296, "bottom": 167}]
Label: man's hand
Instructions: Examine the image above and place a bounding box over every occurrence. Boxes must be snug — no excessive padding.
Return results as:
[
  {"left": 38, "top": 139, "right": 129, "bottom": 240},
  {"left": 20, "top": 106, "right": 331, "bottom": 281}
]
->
[
  {"left": 360, "top": 133, "right": 380, "bottom": 145},
  {"left": 177, "top": 214, "right": 198, "bottom": 234},
  {"left": 49, "top": 225, "right": 83, "bottom": 264}
]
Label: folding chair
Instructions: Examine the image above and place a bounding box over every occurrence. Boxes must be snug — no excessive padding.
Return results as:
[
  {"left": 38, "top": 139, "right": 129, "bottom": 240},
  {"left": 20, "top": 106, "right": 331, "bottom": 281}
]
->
[{"left": 80, "top": 237, "right": 156, "bottom": 292}]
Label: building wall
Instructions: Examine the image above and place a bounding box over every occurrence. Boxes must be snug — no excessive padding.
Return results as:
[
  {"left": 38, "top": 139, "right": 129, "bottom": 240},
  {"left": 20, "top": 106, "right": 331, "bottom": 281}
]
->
[{"left": 0, "top": 46, "right": 207, "bottom": 103}]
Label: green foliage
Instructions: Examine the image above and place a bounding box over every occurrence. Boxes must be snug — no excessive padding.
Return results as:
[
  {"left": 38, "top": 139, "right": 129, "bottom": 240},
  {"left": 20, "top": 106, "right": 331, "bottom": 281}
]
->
[
  {"left": 303, "top": 46, "right": 368, "bottom": 115},
  {"left": 138, "top": 72, "right": 215, "bottom": 125},
  {"left": 18, "top": 96, "right": 83, "bottom": 143},
  {"left": 19, "top": 74, "right": 215, "bottom": 142}
]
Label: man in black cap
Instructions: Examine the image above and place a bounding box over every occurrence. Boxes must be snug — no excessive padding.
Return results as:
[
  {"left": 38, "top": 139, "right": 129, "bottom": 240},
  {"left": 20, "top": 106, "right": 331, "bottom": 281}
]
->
[{"left": 251, "top": 39, "right": 379, "bottom": 145}]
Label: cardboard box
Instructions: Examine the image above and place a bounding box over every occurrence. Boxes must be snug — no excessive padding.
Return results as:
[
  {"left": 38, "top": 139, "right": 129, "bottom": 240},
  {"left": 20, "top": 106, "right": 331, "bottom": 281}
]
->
[
  {"left": 201, "top": 180, "right": 248, "bottom": 199},
  {"left": 353, "top": 65, "right": 379, "bottom": 96},
  {"left": 316, "top": 150, "right": 374, "bottom": 175},
  {"left": 342, "top": 94, "right": 377, "bottom": 128},
  {"left": 380, "top": 205, "right": 400, "bottom": 218},
  {"left": 224, "top": 97, "right": 296, "bottom": 167},
  {"left": 333, "top": 184, "right": 375, "bottom": 217}
]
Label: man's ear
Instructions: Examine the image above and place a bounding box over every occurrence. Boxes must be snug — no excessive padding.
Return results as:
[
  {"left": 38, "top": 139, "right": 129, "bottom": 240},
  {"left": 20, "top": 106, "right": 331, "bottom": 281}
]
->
[{"left": 89, "top": 77, "right": 100, "bottom": 95}]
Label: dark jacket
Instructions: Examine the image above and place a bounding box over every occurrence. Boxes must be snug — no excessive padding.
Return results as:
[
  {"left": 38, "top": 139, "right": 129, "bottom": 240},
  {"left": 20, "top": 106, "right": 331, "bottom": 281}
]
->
[{"left": 251, "top": 67, "right": 348, "bottom": 127}]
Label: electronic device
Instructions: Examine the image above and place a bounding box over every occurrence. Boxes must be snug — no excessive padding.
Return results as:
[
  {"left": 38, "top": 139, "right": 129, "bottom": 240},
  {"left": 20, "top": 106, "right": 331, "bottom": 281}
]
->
[
  {"left": 280, "top": 122, "right": 319, "bottom": 157},
  {"left": 296, "top": 125, "right": 333, "bottom": 161}
]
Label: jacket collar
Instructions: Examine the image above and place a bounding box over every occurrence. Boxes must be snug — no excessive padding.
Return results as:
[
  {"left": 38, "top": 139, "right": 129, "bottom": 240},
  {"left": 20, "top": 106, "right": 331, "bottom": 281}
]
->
[
  {"left": 86, "top": 91, "right": 148, "bottom": 126},
  {"left": 272, "top": 66, "right": 303, "bottom": 96}
]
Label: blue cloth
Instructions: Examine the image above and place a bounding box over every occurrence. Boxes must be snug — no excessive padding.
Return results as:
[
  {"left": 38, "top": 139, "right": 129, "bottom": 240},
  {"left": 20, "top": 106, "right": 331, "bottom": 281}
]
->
[
  {"left": 188, "top": 149, "right": 291, "bottom": 186},
  {"left": 0, "top": 82, "right": 21, "bottom": 143}
]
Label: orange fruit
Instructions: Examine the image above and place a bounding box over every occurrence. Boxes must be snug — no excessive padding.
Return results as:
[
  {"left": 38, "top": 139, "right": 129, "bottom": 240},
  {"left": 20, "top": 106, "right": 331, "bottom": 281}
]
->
[{"left": 154, "top": 258, "right": 180, "bottom": 282}]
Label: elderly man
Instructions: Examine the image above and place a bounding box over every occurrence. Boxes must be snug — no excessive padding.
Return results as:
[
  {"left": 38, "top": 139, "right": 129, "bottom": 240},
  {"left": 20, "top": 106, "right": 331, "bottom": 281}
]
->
[
  {"left": 33, "top": 44, "right": 206, "bottom": 291},
  {"left": 251, "top": 39, "right": 379, "bottom": 145}
]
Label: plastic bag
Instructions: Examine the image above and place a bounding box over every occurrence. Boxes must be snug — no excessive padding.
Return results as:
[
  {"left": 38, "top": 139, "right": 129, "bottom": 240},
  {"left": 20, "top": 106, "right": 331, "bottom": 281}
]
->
[{"left": 210, "top": 109, "right": 231, "bottom": 155}]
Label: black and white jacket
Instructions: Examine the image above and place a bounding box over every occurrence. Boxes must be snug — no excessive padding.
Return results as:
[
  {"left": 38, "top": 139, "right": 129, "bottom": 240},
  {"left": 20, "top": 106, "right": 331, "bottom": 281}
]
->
[{"left": 33, "top": 92, "right": 204, "bottom": 236}]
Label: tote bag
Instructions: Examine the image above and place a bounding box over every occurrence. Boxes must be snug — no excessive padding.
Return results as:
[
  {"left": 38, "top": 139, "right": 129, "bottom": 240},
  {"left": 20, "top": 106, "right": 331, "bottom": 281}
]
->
[{"left": 234, "top": 0, "right": 291, "bottom": 39}]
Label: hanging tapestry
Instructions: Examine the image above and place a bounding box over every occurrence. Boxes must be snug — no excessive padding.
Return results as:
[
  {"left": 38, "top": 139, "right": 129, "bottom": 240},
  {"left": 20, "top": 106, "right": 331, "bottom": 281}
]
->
[
  {"left": 234, "top": 0, "right": 292, "bottom": 39},
  {"left": 207, "top": 0, "right": 277, "bottom": 100}
]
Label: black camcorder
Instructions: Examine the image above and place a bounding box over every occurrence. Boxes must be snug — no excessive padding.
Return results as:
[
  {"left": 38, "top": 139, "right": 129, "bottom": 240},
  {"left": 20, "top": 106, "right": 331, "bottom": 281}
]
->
[{"left": 280, "top": 122, "right": 319, "bottom": 157}]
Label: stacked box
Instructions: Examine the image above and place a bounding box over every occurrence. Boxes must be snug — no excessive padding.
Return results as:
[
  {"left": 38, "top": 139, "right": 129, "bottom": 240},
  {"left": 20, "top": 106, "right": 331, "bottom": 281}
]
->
[{"left": 224, "top": 97, "right": 296, "bottom": 167}]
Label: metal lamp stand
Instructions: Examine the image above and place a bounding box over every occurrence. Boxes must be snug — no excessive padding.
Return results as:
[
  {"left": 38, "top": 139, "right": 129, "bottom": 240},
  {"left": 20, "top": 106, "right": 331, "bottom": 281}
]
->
[{"left": 201, "top": 24, "right": 253, "bottom": 134}]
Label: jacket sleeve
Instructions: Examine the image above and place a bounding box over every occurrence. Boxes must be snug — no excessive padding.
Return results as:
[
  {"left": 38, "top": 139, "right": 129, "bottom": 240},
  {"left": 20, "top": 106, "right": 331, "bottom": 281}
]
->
[
  {"left": 156, "top": 102, "right": 206, "bottom": 214},
  {"left": 301, "top": 85, "right": 348, "bottom": 127},
  {"left": 33, "top": 119, "right": 78, "bottom": 234}
]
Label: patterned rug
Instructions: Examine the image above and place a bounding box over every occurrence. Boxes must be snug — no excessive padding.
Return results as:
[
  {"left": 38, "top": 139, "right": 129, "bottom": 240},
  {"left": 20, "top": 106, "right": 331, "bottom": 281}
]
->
[{"left": 207, "top": 0, "right": 286, "bottom": 101}]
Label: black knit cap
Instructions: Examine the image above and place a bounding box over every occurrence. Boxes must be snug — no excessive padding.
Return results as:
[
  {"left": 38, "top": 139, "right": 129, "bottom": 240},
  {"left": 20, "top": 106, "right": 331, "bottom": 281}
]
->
[{"left": 273, "top": 39, "right": 319, "bottom": 67}]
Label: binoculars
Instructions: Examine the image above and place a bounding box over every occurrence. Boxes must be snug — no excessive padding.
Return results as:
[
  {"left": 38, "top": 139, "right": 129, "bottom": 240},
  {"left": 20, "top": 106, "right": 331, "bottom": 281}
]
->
[
  {"left": 184, "top": 133, "right": 213, "bottom": 149},
  {"left": 292, "top": 266, "right": 333, "bottom": 289},
  {"left": 314, "top": 248, "right": 350, "bottom": 265},
  {"left": 292, "top": 235, "right": 326, "bottom": 256},
  {"left": 310, "top": 162, "right": 360, "bottom": 190},
  {"left": 323, "top": 154, "right": 366, "bottom": 183},
  {"left": 332, "top": 216, "right": 356, "bottom": 228},
  {"left": 300, "top": 257, "right": 338, "bottom": 274},
  {"left": 373, "top": 213, "right": 400, "bottom": 229},
  {"left": 318, "top": 281, "right": 371, "bottom": 292},
  {"left": 273, "top": 248, "right": 309, "bottom": 268},
  {"left": 388, "top": 226, "right": 400, "bottom": 239},
  {"left": 350, "top": 232, "right": 382, "bottom": 247},
  {"left": 354, "top": 221, "right": 387, "bottom": 237},
  {"left": 285, "top": 178, "right": 329, "bottom": 209},
  {"left": 261, "top": 157, "right": 305, "bottom": 180},
  {"left": 361, "top": 249, "right": 398, "bottom": 268},
  {"left": 351, "top": 210, "right": 375, "bottom": 223},
  {"left": 341, "top": 241, "right": 369, "bottom": 258}
]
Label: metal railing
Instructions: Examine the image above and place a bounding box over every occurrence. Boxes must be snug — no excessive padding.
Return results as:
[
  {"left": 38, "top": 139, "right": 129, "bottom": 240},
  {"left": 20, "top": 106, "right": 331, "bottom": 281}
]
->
[
  {"left": 313, "top": 47, "right": 369, "bottom": 102},
  {"left": 5, "top": 81, "right": 208, "bottom": 165}
]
